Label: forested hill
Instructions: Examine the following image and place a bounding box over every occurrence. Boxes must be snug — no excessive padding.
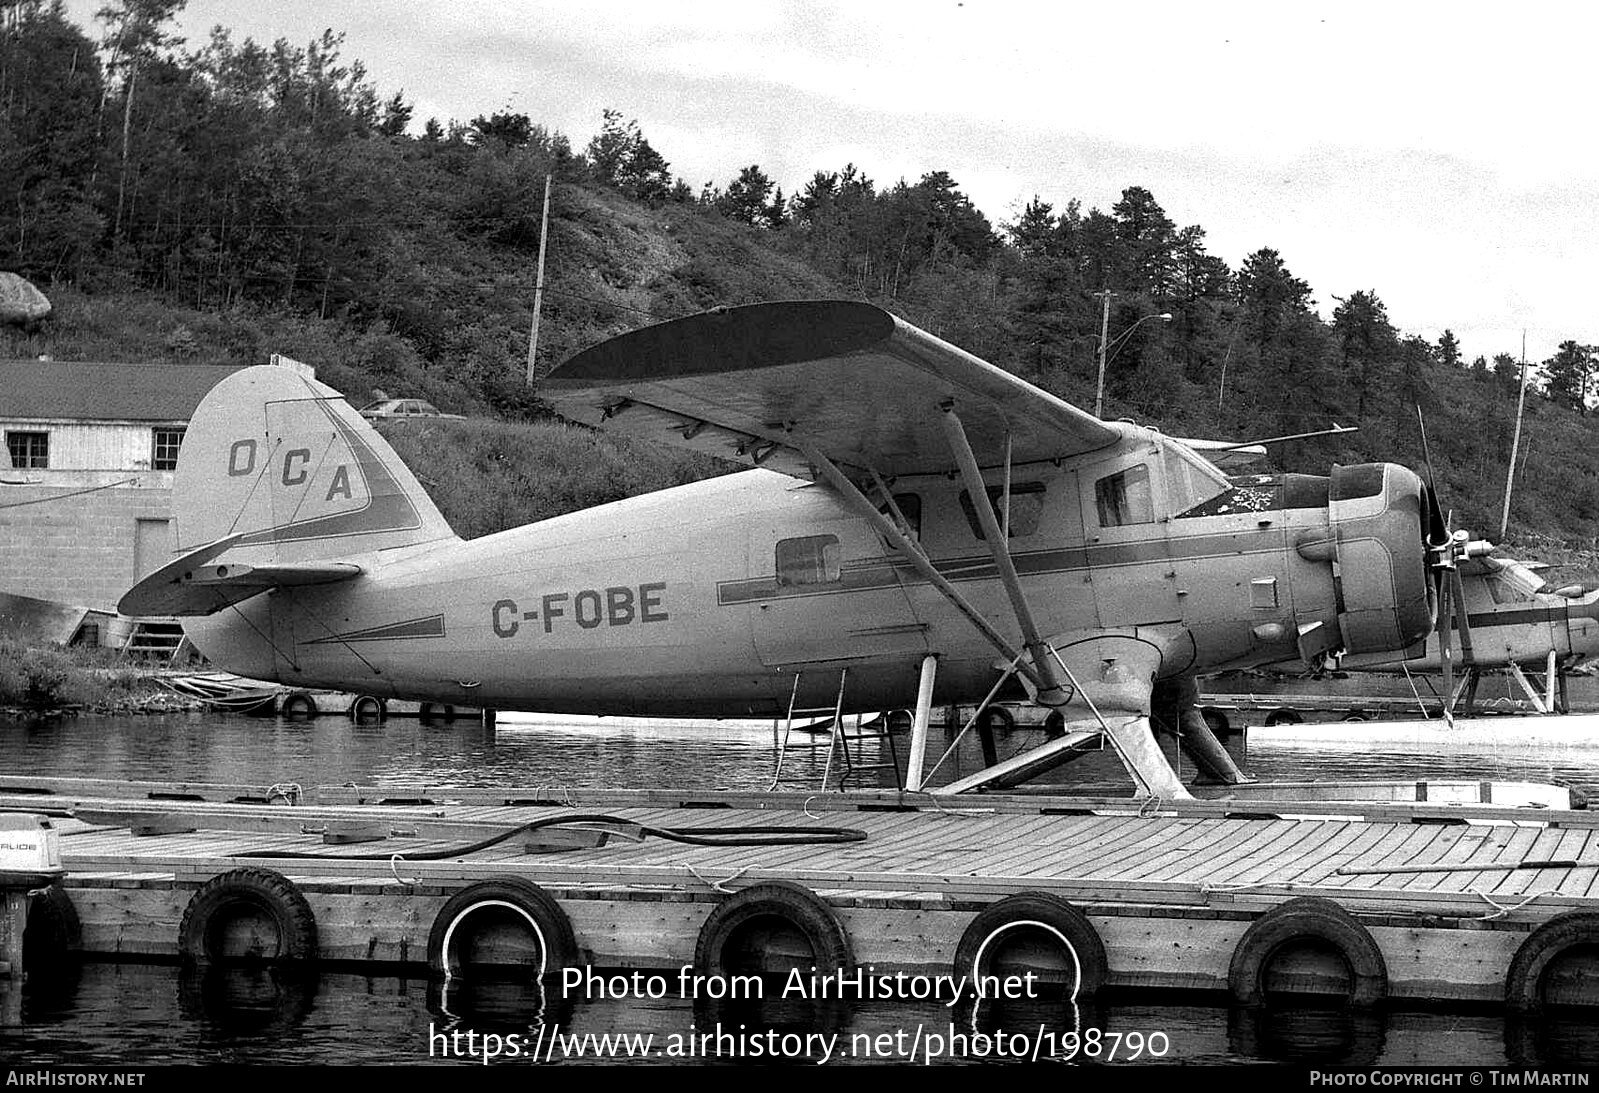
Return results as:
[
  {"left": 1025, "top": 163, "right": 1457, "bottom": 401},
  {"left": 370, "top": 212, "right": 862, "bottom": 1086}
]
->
[{"left": 3, "top": 2, "right": 1598, "bottom": 550}]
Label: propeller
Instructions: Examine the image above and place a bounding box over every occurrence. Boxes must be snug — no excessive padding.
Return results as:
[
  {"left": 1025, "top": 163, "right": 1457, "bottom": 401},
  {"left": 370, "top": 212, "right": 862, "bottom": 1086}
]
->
[{"left": 1417, "top": 408, "right": 1481, "bottom": 717}]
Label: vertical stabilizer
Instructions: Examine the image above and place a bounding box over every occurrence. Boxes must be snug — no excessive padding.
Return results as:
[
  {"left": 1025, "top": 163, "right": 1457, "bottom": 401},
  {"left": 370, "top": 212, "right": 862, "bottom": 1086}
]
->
[{"left": 173, "top": 366, "right": 457, "bottom": 562}]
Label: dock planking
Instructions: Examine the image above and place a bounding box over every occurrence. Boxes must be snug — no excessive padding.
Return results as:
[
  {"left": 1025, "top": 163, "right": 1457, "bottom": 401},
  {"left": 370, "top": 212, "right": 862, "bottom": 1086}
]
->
[{"left": 5, "top": 777, "right": 1599, "bottom": 1005}]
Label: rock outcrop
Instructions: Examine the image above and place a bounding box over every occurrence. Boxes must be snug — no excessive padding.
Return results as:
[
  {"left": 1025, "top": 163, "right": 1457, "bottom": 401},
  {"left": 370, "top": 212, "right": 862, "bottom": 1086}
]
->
[{"left": 0, "top": 272, "right": 51, "bottom": 327}]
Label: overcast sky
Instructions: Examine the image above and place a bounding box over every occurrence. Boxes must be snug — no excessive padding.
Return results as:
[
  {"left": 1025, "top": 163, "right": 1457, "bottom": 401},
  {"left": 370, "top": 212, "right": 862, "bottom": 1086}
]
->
[{"left": 62, "top": 0, "right": 1599, "bottom": 367}]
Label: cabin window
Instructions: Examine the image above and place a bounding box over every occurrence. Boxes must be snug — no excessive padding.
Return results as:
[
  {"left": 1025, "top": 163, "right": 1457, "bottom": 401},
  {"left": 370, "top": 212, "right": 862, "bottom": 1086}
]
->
[
  {"left": 151, "top": 427, "right": 185, "bottom": 471},
  {"left": 5, "top": 431, "right": 48, "bottom": 469},
  {"left": 959, "top": 481, "right": 1046, "bottom": 540},
  {"left": 876, "top": 492, "right": 922, "bottom": 539},
  {"left": 776, "top": 534, "right": 842, "bottom": 587},
  {"left": 1094, "top": 465, "right": 1153, "bottom": 526}
]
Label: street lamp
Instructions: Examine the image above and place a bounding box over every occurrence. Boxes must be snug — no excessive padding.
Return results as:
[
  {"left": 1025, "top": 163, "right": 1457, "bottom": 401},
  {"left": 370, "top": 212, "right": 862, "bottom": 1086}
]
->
[{"left": 1093, "top": 292, "right": 1174, "bottom": 418}]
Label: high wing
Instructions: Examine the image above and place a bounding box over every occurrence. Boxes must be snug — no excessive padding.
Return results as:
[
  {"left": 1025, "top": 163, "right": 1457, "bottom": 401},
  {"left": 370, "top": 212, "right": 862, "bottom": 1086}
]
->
[{"left": 543, "top": 301, "right": 1127, "bottom": 477}]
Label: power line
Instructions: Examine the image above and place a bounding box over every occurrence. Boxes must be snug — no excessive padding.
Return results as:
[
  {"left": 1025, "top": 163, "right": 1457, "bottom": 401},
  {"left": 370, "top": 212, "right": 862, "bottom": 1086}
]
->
[{"left": 0, "top": 477, "right": 141, "bottom": 509}]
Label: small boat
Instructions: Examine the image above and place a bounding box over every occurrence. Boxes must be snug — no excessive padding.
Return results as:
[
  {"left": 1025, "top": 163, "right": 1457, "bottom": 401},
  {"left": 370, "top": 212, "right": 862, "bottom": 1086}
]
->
[{"left": 159, "top": 672, "right": 282, "bottom": 715}]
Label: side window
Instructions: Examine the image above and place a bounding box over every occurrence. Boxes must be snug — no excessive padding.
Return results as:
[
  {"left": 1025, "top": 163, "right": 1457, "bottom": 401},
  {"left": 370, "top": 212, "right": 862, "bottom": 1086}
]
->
[
  {"left": 1095, "top": 465, "right": 1154, "bottom": 527},
  {"left": 876, "top": 492, "right": 922, "bottom": 539},
  {"left": 959, "top": 482, "right": 1046, "bottom": 540},
  {"left": 776, "top": 534, "right": 841, "bottom": 587}
]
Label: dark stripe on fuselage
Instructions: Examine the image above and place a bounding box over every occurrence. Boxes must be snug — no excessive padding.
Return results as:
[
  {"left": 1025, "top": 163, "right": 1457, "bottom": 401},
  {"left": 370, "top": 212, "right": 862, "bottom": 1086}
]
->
[
  {"left": 716, "top": 524, "right": 1290, "bottom": 606},
  {"left": 305, "top": 614, "right": 447, "bottom": 644}
]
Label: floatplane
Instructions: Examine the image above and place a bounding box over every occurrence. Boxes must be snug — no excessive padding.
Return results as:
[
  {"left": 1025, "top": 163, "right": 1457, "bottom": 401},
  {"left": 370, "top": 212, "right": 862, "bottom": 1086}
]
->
[
  {"left": 1329, "top": 548, "right": 1599, "bottom": 715},
  {"left": 122, "top": 300, "right": 1466, "bottom": 799}
]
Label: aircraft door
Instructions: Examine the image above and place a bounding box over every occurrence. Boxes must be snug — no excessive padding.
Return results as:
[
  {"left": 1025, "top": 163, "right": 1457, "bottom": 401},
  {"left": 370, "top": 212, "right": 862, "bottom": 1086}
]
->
[
  {"left": 747, "top": 517, "right": 928, "bottom": 668},
  {"left": 1081, "top": 459, "right": 1183, "bottom": 626}
]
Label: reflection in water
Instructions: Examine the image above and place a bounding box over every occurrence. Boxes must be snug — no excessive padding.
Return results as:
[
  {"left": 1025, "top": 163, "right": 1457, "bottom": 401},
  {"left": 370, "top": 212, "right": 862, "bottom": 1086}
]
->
[
  {"left": 7, "top": 708, "right": 1599, "bottom": 797},
  {"left": 1227, "top": 1004, "right": 1385, "bottom": 1066},
  {"left": 4, "top": 961, "right": 1599, "bottom": 1065},
  {"left": 430, "top": 971, "right": 576, "bottom": 1038},
  {"left": 177, "top": 966, "right": 320, "bottom": 1040},
  {"left": 1505, "top": 1008, "right": 1599, "bottom": 1069}
]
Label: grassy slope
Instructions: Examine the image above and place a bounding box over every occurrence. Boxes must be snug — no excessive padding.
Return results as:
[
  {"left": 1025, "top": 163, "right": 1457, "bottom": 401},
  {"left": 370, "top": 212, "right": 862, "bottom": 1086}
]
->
[{"left": 2, "top": 180, "right": 1595, "bottom": 576}]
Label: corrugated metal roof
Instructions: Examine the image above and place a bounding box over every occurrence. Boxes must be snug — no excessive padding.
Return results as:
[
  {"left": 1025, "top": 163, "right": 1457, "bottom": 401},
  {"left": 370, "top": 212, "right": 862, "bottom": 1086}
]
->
[{"left": 0, "top": 361, "right": 247, "bottom": 422}]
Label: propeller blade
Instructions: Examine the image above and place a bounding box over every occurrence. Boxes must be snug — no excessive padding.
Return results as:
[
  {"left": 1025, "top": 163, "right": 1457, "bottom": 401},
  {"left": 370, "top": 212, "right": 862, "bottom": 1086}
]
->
[
  {"left": 1416, "top": 407, "right": 1449, "bottom": 547},
  {"left": 1451, "top": 562, "right": 1476, "bottom": 668},
  {"left": 1436, "top": 563, "right": 1455, "bottom": 709}
]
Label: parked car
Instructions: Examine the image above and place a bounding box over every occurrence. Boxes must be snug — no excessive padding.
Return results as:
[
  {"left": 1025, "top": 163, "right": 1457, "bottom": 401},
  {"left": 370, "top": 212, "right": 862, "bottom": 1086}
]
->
[{"left": 357, "top": 398, "right": 464, "bottom": 422}]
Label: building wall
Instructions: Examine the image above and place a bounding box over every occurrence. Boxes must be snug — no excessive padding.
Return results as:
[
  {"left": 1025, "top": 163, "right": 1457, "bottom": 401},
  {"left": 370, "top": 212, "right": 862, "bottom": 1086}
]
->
[
  {"left": 2, "top": 420, "right": 185, "bottom": 472},
  {"left": 0, "top": 484, "right": 174, "bottom": 611}
]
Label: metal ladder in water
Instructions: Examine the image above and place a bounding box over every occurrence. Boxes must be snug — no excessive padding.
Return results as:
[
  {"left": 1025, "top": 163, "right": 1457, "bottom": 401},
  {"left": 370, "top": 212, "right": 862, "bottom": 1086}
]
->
[{"left": 768, "top": 668, "right": 903, "bottom": 792}]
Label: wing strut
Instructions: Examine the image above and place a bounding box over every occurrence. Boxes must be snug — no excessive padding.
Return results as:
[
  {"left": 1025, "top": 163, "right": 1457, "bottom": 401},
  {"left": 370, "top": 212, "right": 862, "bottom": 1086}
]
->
[
  {"left": 798, "top": 444, "right": 1048, "bottom": 694},
  {"left": 937, "top": 404, "right": 1072, "bottom": 707}
]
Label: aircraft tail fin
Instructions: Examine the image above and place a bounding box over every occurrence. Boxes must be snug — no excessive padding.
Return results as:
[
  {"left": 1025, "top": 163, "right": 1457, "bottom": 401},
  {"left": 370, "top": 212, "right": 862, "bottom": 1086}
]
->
[{"left": 163, "top": 365, "right": 458, "bottom": 567}]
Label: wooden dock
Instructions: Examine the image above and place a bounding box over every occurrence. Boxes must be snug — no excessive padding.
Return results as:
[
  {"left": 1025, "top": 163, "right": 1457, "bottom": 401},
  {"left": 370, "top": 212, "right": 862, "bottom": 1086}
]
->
[{"left": 4, "top": 776, "right": 1599, "bottom": 1008}]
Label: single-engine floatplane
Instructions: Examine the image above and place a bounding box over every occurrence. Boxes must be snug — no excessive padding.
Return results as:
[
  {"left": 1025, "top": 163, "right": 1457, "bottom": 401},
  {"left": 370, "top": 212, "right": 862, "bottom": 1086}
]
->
[
  {"left": 122, "top": 301, "right": 1460, "bottom": 798},
  {"left": 1330, "top": 549, "right": 1599, "bottom": 715}
]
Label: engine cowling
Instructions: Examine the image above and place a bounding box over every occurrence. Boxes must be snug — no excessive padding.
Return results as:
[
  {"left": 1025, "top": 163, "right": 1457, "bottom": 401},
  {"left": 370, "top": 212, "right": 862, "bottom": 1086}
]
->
[{"left": 1325, "top": 463, "right": 1432, "bottom": 655}]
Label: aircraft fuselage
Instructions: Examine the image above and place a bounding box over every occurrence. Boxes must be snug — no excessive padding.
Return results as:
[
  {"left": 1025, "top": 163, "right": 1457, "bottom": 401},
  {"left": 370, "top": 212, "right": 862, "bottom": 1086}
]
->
[{"left": 189, "top": 449, "right": 1429, "bottom": 718}]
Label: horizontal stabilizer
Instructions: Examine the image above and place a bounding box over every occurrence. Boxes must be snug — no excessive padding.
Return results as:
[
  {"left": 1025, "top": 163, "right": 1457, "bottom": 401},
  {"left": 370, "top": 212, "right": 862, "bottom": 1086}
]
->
[{"left": 119, "top": 534, "right": 363, "bottom": 617}]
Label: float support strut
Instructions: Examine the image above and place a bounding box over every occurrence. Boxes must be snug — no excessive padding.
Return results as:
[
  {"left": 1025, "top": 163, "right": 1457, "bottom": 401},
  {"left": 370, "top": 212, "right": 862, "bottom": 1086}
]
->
[
  {"left": 800, "top": 445, "right": 1047, "bottom": 693},
  {"left": 937, "top": 405, "right": 1070, "bottom": 706},
  {"left": 907, "top": 654, "right": 939, "bottom": 791}
]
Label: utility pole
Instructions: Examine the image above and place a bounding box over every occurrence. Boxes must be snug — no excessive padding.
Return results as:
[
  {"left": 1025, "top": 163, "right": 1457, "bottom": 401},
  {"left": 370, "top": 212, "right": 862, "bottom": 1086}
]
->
[
  {"left": 1499, "top": 332, "right": 1529, "bottom": 543},
  {"left": 525, "top": 174, "right": 553, "bottom": 385},
  {"left": 1093, "top": 289, "right": 1113, "bottom": 419}
]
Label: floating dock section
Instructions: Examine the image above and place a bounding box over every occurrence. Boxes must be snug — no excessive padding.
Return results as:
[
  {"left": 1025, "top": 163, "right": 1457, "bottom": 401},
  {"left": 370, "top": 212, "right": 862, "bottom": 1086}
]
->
[{"left": 2, "top": 776, "right": 1598, "bottom": 1009}]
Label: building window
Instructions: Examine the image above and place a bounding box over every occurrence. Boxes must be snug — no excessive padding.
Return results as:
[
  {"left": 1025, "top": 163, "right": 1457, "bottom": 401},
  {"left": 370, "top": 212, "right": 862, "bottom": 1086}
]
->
[
  {"left": 959, "top": 482, "right": 1046, "bottom": 539},
  {"left": 152, "top": 427, "right": 186, "bottom": 471},
  {"left": 5, "top": 431, "right": 48, "bottom": 469},
  {"left": 776, "top": 534, "right": 842, "bottom": 587},
  {"left": 1095, "top": 465, "right": 1154, "bottom": 527}
]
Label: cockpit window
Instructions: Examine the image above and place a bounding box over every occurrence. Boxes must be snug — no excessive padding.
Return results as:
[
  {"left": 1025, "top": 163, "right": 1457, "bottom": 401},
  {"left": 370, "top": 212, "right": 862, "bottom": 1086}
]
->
[
  {"left": 1176, "top": 473, "right": 1331, "bottom": 519},
  {"left": 1162, "top": 445, "right": 1229, "bottom": 512},
  {"left": 1094, "top": 465, "right": 1154, "bottom": 527},
  {"left": 959, "top": 482, "right": 1046, "bottom": 539}
]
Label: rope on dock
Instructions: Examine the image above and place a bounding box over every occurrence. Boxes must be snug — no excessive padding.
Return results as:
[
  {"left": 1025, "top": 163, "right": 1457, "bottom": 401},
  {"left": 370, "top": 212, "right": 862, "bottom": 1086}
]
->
[
  {"left": 389, "top": 854, "right": 422, "bottom": 887},
  {"left": 266, "top": 782, "right": 302, "bottom": 805},
  {"left": 683, "top": 864, "right": 750, "bottom": 893},
  {"left": 1471, "top": 890, "right": 1545, "bottom": 920}
]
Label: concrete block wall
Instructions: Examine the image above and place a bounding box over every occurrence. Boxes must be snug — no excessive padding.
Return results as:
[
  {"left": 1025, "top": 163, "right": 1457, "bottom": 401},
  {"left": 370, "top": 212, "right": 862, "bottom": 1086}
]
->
[{"left": 0, "top": 485, "right": 173, "bottom": 611}]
